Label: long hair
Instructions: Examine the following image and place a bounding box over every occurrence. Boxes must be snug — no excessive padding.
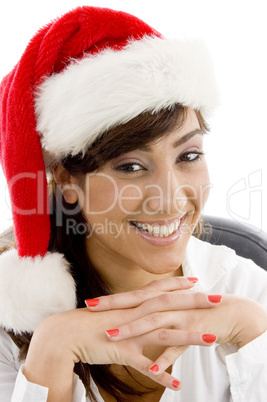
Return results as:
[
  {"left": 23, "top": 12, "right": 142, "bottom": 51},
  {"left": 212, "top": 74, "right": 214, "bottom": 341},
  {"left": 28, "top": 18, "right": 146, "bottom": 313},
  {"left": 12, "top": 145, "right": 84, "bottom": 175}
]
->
[{"left": 3, "top": 105, "right": 208, "bottom": 400}]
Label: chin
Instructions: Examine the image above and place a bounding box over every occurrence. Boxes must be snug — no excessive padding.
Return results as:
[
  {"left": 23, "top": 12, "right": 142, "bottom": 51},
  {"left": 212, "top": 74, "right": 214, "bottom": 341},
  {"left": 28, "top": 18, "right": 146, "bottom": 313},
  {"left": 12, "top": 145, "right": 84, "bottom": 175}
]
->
[{"left": 142, "top": 259, "right": 183, "bottom": 276}]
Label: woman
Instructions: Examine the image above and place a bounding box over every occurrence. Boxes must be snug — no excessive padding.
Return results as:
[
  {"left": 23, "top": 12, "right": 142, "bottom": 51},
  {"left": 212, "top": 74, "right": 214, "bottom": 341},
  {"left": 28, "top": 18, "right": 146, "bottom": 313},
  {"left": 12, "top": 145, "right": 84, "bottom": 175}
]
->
[{"left": 0, "top": 6, "right": 266, "bottom": 402}]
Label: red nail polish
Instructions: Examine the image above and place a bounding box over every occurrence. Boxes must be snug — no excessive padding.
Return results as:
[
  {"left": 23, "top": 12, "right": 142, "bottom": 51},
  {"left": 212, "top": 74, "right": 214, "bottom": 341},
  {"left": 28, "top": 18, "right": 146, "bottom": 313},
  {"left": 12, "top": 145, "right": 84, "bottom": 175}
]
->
[
  {"left": 202, "top": 334, "right": 217, "bottom": 343},
  {"left": 208, "top": 295, "right": 222, "bottom": 303},
  {"left": 85, "top": 298, "right": 99, "bottom": 307},
  {"left": 187, "top": 277, "right": 198, "bottom": 283},
  {"left": 172, "top": 380, "right": 180, "bottom": 388},
  {"left": 149, "top": 364, "right": 159, "bottom": 373},
  {"left": 106, "top": 329, "right": 120, "bottom": 337}
]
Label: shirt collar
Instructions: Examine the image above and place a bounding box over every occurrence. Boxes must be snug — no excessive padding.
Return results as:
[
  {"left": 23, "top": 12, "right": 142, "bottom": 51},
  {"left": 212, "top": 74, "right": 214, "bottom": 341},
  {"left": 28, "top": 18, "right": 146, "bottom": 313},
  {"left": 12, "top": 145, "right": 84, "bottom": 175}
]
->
[{"left": 183, "top": 236, "right": 238, "bottom": 291}]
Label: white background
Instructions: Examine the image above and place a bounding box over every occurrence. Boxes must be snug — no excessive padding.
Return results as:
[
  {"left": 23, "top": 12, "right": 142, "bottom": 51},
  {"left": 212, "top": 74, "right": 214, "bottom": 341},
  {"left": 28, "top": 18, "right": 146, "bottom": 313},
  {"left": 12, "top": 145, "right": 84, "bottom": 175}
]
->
[{"left": 0, "top": 0, "right": 266, "bottom": 233}]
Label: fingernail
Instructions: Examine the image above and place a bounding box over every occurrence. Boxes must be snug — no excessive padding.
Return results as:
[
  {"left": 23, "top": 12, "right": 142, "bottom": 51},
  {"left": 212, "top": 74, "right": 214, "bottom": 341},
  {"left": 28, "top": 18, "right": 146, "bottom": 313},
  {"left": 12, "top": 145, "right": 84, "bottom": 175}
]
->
[
  {"left": 149, "top": 364, "right": 159, "bottom": 373},
  {"left": 208, "top": 295, "right": 222, "bottom": 303},
  {"left": 187, "top": 277, "right": 198, "bottom": 283},
  {"left": 85, "top": 298, "right": 99, "bottom": 307},
  {"left": 202, "top": 334, "right": 217, "bottom": 343},
  {"left": 106, "top": 329, "right": 120, "bottom": 338},
  {"left": 172, "top": 380, "right": 181, "bottom": 388}
]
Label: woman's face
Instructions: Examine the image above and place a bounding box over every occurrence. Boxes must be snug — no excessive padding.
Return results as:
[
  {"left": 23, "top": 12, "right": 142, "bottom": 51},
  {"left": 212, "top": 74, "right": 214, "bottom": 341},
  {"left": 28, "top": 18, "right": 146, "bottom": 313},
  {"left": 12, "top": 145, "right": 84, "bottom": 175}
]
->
[{"left": 80, "top": 109, "right": 210, "bottom": 289}]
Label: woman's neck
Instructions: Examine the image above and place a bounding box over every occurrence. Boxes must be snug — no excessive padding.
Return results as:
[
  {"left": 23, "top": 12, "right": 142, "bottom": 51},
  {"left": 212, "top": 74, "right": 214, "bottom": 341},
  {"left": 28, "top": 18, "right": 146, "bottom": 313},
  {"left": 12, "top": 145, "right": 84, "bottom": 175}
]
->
[{"left": 86, "top": 238, "right": 183, "bottom": 293}]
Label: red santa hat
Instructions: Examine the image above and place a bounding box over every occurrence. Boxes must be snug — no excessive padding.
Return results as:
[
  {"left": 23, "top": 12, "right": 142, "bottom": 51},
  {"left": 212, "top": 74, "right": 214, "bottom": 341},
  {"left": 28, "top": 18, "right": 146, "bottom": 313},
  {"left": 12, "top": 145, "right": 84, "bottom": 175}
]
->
[{"left": 0, "top": 6, "right": 219, "bottom": 334}]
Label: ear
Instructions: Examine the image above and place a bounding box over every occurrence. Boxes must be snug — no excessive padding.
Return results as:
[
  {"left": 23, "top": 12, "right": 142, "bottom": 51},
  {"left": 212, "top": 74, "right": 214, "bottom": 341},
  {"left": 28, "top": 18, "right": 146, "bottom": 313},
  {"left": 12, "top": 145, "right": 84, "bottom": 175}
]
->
[{"left": 52, "top": 164, "right": 80, "bottom": 204}]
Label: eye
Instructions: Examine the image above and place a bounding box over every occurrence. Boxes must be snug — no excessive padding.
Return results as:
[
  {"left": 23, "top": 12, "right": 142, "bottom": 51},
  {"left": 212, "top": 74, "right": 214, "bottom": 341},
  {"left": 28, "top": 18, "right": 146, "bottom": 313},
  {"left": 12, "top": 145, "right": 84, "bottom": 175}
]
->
[
  {"left": 115, "top": 162, "right": 144, "bottom": 173},
  {"left": 178, "top": 151, "right": 204, "bottom": 163}
]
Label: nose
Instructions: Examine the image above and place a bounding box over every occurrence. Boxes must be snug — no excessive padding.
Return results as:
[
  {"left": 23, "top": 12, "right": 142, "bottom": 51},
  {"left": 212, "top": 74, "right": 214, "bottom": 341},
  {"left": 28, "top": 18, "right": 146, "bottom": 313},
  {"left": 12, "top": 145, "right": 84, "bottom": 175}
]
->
[{"left": 142, "top": 168, "right": 187, "bottom": 216}]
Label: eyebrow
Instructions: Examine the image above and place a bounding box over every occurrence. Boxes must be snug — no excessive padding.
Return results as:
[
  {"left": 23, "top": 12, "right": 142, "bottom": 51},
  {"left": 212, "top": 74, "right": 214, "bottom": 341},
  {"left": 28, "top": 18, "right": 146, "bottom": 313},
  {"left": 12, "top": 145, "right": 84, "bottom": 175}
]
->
[
  {"left": 138, "top": 128, "right": 204, "bottom": 152},
  {"left": 173, "top": 128, "right": 204, "bottom": 148}
]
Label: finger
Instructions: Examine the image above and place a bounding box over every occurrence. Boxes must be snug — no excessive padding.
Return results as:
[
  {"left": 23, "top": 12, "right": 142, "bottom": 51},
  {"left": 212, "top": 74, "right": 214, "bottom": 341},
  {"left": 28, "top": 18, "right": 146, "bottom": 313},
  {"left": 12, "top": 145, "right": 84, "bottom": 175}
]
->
[
  {"left": 114, "top": 328, "right": 216, "bottom": 350},
  {"left": 85, "top": 289, "right": 162, "bottom": 310},
  {"left": 85, "top": 277, "right": 198, "bottom": 311},
  {"left": 128, "top": 353, "right": 182, "bottom": 391},
  {"left": 149, "top": 346, "right": 188, "bottom": 375},
  {"left": 138, "top": 292, "right": 222, "bottom": 317},
  {"left": 147, "top": 331, "right": 217, "bottom": 375},
  {"left": 141, "top": 276, "right": 198, "bottom": 291},
  {"left": 105, "top": 293, "right": 222, "bottom": 340},
  {"left": 143, "top": 329, "right": 217, "bottom": 348}
]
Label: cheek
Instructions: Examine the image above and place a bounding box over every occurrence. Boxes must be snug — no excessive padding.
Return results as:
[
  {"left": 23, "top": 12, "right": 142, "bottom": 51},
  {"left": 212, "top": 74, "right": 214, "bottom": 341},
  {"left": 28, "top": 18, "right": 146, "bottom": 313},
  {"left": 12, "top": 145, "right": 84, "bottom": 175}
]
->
[
  {"left": 81, "top": 175, "right": 119, "bottom": 215},
  {"left": 116, "top": 184, "right": 143, "bottom": 216},
  {"left": 194, "top": 164, "right": 210, "bottom": 208},
  {"left": 182, "top": 163, "right": 210, "bottom": 210}
]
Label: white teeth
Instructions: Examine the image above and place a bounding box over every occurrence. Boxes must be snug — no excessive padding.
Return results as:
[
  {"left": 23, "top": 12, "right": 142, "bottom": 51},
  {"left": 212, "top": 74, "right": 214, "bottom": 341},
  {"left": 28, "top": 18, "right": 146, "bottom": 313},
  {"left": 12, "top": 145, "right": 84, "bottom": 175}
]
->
[
  {"left": 169, "top": 223, "right": 175, "bottom": 233},
  {"left": 152, "top": 225, "right": 160, "bottom": 236},
  {"left": 132, "top": 220, "right": 181, "bottom": 237},
  {"left": 160, "top": 226, "right": 167, "bottom": 237}
]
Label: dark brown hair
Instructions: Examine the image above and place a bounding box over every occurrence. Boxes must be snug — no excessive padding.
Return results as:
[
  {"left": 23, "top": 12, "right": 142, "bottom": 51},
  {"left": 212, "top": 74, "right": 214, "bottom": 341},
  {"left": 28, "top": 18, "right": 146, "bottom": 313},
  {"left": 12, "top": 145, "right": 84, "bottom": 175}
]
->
[{"left": 3, "top": 105, "right": 208, "bottom": 401}]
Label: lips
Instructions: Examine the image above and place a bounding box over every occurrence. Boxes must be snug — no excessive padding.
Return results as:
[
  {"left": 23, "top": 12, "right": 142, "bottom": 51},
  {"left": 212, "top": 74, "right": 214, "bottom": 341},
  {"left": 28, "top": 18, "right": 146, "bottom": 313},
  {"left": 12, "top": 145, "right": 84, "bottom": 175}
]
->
[
  {"left": 129, "top": 215, "right": 186, "bottom": 245},
  {"left": 131, "top": 219, "right": 181, "bottom": 237}
]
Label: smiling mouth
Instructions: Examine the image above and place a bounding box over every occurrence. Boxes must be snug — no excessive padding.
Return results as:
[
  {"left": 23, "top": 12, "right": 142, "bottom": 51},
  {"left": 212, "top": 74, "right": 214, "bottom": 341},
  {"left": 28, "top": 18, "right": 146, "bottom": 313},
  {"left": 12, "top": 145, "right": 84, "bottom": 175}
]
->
[{"left": 130, "top": 219, "right": 182, "bottom": 238}]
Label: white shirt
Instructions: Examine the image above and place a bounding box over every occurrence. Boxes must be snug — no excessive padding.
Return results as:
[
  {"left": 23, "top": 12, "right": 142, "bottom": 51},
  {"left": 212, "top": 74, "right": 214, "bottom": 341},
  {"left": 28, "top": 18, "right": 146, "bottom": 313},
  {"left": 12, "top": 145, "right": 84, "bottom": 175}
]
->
[{"left": 1, "top": 236, "right": 267, "bottom": 401}]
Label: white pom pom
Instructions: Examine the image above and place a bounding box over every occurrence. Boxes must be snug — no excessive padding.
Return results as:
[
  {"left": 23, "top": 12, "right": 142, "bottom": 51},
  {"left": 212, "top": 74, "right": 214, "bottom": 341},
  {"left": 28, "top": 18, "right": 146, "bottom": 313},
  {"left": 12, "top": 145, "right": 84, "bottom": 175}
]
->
[{"left": 0, "top": 250, "right": 76, "bottom": 334}]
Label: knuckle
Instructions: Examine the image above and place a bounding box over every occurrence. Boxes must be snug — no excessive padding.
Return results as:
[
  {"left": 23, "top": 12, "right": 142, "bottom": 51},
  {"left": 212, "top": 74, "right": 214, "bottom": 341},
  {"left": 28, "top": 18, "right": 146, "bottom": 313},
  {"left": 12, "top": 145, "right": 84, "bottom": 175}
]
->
[
  {"left": 159, "top": 353, "right": 172, "bottom": 366},
  {"left": 102, "top": 295, "right": 113, "bottom": 308},
  {"left": 132, "top": 289, "right": 146, "bottom": 301},
  {"left": 124, "top": 322, "right": 135, "bottom": 336},
  {"left": 170, "top": 345, "right": 181, "bottom": 353},
  {"left": 185, "top": 332, "right": 196, "bottom": 345},
  {"left": 146, "top": 312, "right": 162, "bottom": 325},
  {"left": 193, "top": 292, "right": 204, "bottom": 305},
  {"left": 144, "top": 279, "right": 160, "bottom": 290},
  {"left": 153, "top": 372, "right": 167, "bottom": 382},
  {"left": 158, "top": 292, "right": 172, "bottom": 305},
  {"left": 156, "top": 346, "right": 184, "bottom": 368},
  {"left": 139, "top": 360, "right": 153, "bottom": 373},
  {"left": 157, "top": 328, "right": 169, "bottom": 342},
  {"left": 136, "top": 303, "right": 145, "bottom": 316}
]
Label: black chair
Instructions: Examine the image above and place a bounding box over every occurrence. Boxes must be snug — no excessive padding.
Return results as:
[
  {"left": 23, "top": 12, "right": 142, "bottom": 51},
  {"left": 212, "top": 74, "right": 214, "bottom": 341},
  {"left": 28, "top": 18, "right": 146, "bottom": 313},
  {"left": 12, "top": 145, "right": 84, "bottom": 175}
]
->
[{"left": 201, "top": 215, "right": 267, "bottom": 270}]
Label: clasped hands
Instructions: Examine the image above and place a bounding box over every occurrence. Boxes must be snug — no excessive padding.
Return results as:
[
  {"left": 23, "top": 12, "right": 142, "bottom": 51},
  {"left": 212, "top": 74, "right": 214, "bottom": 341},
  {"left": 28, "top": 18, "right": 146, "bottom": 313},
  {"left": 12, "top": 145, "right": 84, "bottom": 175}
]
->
[
  {"left": 81, "top": 276, "right": 267, "bottom": 390},
  {"left": 33, "top": 276, "right": 267, "bottom": 393}
]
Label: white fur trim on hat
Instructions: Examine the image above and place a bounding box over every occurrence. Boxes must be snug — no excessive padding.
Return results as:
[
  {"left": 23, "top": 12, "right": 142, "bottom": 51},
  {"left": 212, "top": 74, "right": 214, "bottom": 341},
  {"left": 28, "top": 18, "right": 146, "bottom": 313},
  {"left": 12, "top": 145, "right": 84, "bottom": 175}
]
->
[
  {"left": 0, "top": 249, "right": 76, "bottom": 334},
  {"left": 35, "top": 36, "right": 219, "bottom": 159}
]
